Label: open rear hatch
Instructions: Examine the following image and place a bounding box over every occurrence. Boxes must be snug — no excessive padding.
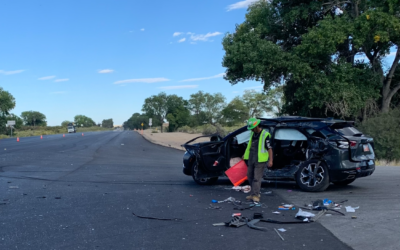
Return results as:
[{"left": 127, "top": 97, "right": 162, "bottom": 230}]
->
[{"left": 330, "top": 122, "right": 375, "bottom": 162}]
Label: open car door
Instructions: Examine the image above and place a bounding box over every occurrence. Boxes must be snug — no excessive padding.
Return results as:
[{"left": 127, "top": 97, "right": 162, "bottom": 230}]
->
[{"left": 198, "top": 141, "right": 226, "bottom": 172}]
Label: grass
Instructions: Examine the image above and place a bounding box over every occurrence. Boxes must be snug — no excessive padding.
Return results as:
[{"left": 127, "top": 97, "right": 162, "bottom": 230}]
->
[
  {"left": 375, "top": 159, "right": 400, "bottom": 166},
  {"left": 2, "top": 126, "right": 113, "bottom": 139}
]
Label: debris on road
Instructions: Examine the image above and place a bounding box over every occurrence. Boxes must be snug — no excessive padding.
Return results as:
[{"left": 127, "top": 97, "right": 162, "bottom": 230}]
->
[
  {"left": 9, "top": 186, "right": 19, "bottom": 189},
  {"left": 36, "top": 196, "right": 46, "bottom": 199},
  {"left": 272, "top": 211, "right": 281, "bottom": 214},
  {"left": 227, "top": 216, "right": 248, "bottom": 228},
  {"left": 351, "top": 216, "right": 357, "bottom": 219},
  {"left": 274, "top": 228, "right": 285, "bottom": 241},
  {"left": 247, "top": 219, "right": 267, "bottom": 231},
  {"left": 295, "top": 209, "right": 315, "bottom": 218},
  {"left": 231, "top": 185, "right": 251, "bottom": 193},
  {"left": 232, "top": 213, "right": 241, "bottom": 217},
  {"left": 277, "top": 228, "right": 286, "bottom": 232},
  {"left": 132, "top": 212, "right": 182, "bottom": 221},
  {"left": 213, "top": 223, "right": 226, "bottom": 226},
  {"left": 208, "top": 204, "right": 222, "bottom": 210},
  {"left": 345, "top": 206, "right": 359, "bottom": 212}
]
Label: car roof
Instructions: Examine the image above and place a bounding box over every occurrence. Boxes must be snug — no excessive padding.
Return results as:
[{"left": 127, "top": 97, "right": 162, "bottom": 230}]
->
[{"left": 258, "top": 116, "right": 349, "bottom": 123}]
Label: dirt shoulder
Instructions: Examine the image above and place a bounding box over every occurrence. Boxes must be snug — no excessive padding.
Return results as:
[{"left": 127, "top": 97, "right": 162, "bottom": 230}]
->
[{"left": 139, "top": 129, "right": 208, "bottom": 151}]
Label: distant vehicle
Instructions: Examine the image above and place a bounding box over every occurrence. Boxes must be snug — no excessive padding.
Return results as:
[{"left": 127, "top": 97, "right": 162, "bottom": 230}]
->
[
  {"left": 67, "top": 123, "right": 76, "bottom": 133},
  {"left": 182, "top": 116, "right": 375, "bottom": 192}
]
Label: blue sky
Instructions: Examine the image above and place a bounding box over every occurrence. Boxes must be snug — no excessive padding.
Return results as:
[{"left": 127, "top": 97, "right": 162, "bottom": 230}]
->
[
  {"left": 0, "top": 0, "right": 264, "bottom": 126},
  {"left": 0, "top": 0, "right": 397, "bottom": 126}
]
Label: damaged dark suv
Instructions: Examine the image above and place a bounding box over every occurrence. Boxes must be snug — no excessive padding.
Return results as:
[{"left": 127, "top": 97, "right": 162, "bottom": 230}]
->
[{"left": 182, "top": 117, "right": 375, "bottom": 192}]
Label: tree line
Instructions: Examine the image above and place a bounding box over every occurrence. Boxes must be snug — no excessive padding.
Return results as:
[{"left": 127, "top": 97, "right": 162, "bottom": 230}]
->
[
  {"left": 123, "top": 89, "right": 283, "bottom": 132},
  {"left": 0, "top": 87, "right": 114, "bottom": 136}
]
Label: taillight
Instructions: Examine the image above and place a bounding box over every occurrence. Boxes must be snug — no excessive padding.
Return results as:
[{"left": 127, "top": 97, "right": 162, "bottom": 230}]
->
[{"left": 350, "top": 141, "right": 357, "bottom": 148}]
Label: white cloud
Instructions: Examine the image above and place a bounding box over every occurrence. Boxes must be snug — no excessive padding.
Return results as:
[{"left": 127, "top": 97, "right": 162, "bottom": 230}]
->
[
  {"left": 50, "top": 91, "right": 67, "bottom": 94},
  {"left": 178, "top": 38, "right": 186, "bottom": 43},
  {"left": 140, "top": 28, "right": 145, "bottom": 31},
  {"left": 227, "top": 0, "right": 259, "bottom": 11},
  {"left": 0, "top": 69, "right": 25, "bottom": 75},
  {"left": 173, "top": 32, "right": 182, "bottom": 37},
  {"left": 159, "top": 85, "right": 198, "bottom": 90},
  {"left": 114, "top": 78, "right": 170, "bottom": 84},
  {"left": 38, "top": 75, "right": 56, "bottom": 80},
  {"left": 54, "top": 78, "right": 69, "bottom": 82},
  {"left": 98, "top": 69, "right": 114, "bottom": 74},
  {"left": 180, "top": 73, "right": 225, "bottom": 82},
  {"left": 190, "top": 32, "right": 222, "bottom": 42}
]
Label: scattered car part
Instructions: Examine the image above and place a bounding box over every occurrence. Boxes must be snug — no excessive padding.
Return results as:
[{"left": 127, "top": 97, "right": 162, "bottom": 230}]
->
[
  {"left": 247, "top": 219, "right": 268, "bottom": 231},
  {"left": 132, "top": 212, "right": 182, "bottom": 221},
  {"left": 274, "top": 228, "right": 285, "bottom": 241}
]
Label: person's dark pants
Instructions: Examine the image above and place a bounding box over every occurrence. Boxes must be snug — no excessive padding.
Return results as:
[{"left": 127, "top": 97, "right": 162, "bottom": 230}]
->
[{"left": 247, "top": 160, "right": 266, "bottom": 196}]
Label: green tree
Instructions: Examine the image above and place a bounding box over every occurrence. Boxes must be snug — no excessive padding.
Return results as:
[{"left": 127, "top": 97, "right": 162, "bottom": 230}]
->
[
  {"left": 221, "top": 96, "right": 249, "bottom": 126},
  {"left": 203, "top": 93, "right": 226, "bottom": 124},
  {"left": 61, "top": 120, "right": 72, "bottom": 127},
  {"left": 124, "top": 113, "right": 149, "bottom": 130},
  {"left": 222, "top": 0, "right": 399, "bottom": 119},
  {"left": 102, "top": 119, "right": 114, "bottom": 128},
  {"left": 142, "top": 92, "right": 169, "bottom": 132},
  {"left": 0, "top": 87, "right": 16, "bottom": 116},
  {"left": 188, "top": 91, "right": 207, "bottom": 126},
  {"left": 166, "top": 95, "right": 190, "bottom": 131},
  {"left": 74, "top": 115, "right": 96, "bottom": 127},
  {"left": 21, "top": 111, "right": 47, "bottom": 126},
  {"left": 242, "top": 89, "right": 272, "bottom": 118}
]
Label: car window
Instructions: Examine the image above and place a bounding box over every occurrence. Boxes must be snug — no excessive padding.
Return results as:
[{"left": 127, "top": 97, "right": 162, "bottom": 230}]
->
[
  {"left": 274, "top": 128, "right": 307, "bottom": 140},
  {"left": 236, "top": 130, "right": 251, "bottom": 144},
  {"left": 335, "top": 126, "right": 362, "bottom": 136}
]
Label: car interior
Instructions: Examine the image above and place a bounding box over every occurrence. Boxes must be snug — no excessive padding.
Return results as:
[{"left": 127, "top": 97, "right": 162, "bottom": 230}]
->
[{"left": 228, "top": 127, "right": 316, "bottom": 170}]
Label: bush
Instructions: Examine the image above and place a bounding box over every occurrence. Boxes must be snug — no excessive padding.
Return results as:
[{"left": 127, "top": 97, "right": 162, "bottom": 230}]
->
[
  {"left": 215, "top": 123, "right": 228, "bottom": 137},
  {"left": 202, "top": 124, "right": 217, "bottom": 135},
  {"left": 357, "top": 108, "right": 400, "bottom": 161},
  {"left": 178, "top": 125, "right": 191, "bottom": 133}
]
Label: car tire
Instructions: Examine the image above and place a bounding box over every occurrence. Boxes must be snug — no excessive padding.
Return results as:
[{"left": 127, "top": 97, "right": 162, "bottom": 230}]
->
[
  {"left": 191, "top": 162, "right": 218, "bottom": 185},
  {"left": 295, "top": 160, "right": 330, "bottom": 192},
  {"left": 332, "top": 179, "right": 355, "bottom": 186}
]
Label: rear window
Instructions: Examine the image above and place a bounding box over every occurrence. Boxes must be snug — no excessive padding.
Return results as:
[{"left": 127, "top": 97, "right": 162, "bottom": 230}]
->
[{"left": 335, "top": 126, "right": 361, "bottom": 136}]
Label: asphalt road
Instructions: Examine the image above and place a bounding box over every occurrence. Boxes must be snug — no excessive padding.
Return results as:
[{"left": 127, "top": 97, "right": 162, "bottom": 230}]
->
[{"left": 0, "top": 131, "right": 356, "bottom": 249}]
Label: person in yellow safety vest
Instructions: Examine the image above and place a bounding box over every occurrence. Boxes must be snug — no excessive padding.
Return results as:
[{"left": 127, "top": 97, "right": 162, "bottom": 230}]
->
[{"left": 242, "top": 118, "right": 273, "bottom": 202}]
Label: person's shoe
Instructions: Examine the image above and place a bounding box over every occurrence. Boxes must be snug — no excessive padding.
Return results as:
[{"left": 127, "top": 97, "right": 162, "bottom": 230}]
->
[
  {"left": 252, "top": 195, "right": 260, "bottom": 202},
  {"left": 246, "top": 195, "right": 253, "bottom": 200}
]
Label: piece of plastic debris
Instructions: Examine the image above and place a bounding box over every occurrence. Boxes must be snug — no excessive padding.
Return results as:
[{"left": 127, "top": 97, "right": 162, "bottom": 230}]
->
[
  {"left": 208, "top": 204, "right": 222, "bottom": 210},
  {"left": 9, "top": 186, "right": 19, "bottom": 189},
  {"left": 274, "top": 228, "right": 285, "bottom": 241},
  {"left": 283, "top": 204, "right": 294, "bottom": 208},
  {"left": 227, "top": 216, "right": 248, "bottom": 228},
  {"left": 132, "top": 212, "right": 182, "bottom": 221},
  {"left": 36, "top": 196, "right": 46, "bottom": 199},
  {"left": 232, "top": 213, "right": 242, "bottom": 217},
  {"left": 264, "top": 191, "right": 272, "bottom": 195},
  {"left": 295, "top": 209, "right": 315, "bottom": 218},
  {"left": 247, "top": 219, "right": 267, "bottom": 231},
  {"left": 212, "top": 200, "right": 218, "bottom": 203},
  {"left": 278, "top": 206, "right": 295, "bottom": 210},
  {"left": 218, "top": 197, "right": 236, "bottom": 203},
  {"left": 351, "top": 216, "right": 357, "bottom": 219},
  {"left": 323, "top": 199, "right": 332, "bottom": 206},
  {"left": 345, "top": 206, "right": 359, "bottom": 212},
  {"left": 273, "top": 211, "right": 281, "bottom": 214},
  {"left": 325, "top": 214, "right": 332, "bottom": 216},
  {"left": 277, "top": 228, "right": 286, "bottom": 232},
  {"left": 213, "top": 223, "right": 226, "bottom": 226},
  {"left": 303, "top": 218, "right": 309, "bottom": 222}
]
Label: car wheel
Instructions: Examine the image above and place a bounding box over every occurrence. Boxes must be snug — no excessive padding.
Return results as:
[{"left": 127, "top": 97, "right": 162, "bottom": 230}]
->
[
  {"left": 191, "top": 162, "right": 218, "bottom": 185},
  {"left": 295, "top": 160, "right": 330, "bottom": 192},
  {"left": 332, "top": 179, "right": 355, "bottom": 186}
]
